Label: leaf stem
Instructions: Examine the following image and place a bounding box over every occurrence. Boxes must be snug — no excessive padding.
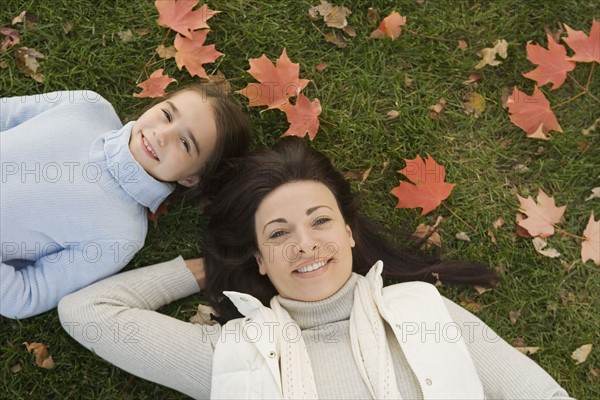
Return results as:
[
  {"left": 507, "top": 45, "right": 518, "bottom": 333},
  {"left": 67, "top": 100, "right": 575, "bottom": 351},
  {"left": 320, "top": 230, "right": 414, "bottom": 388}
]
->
[
  {"left": 550, "top": 90, "right": 587, "bottom": 109},
  {"left": 553, "top": 224, "right": 586, "bottom": 240},
  {"left": 567, "top": 72, "right": 600, "bottom": 103},
  {"left": 441, "top": 202, "right": 478, "bottom": 233},
  {"left": 318, "top": 116, "right": 337, "bottom": 126}
]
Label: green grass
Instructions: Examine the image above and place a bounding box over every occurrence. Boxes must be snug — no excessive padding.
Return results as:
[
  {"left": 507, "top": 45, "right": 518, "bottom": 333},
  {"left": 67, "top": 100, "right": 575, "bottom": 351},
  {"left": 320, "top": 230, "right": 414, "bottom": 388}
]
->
[{"left": 2, "top": 0, "right": 599, "bottom": 398}]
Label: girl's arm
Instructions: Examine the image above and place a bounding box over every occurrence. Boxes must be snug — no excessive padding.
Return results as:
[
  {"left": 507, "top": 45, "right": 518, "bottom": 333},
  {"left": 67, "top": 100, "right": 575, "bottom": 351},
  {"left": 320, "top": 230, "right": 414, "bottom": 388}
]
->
[
  {"left": 1, "top": 240, "right": 140, "bottom": 319},
  {"left": 0, "top": 90, "right": 109, "bottom": 131},
  {"left": 443, "top": 297, "right": 574, "bottom": 399},
  {"left": 58, "top": 256, "right": 219, "bottom": 399}
]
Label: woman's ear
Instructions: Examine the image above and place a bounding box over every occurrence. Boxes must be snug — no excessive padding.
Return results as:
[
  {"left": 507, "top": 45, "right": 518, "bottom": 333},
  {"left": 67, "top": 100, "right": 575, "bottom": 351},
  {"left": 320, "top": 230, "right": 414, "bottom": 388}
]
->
[
  {"left": 178, "top": 175, "right": 200, "bottom": 188},
  {"left": 255, "top": 252, "right": 267, "bottom": 275},
  {"left": 345, "top": 224, "right": 355, "bottom": 248}
]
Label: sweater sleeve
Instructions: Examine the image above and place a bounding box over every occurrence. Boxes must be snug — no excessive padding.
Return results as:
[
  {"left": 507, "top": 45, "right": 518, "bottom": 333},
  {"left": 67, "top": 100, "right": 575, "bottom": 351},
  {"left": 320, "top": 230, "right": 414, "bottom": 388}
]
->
[
  {"left": 58, "top": 256, "right": 219, "bottom": 400},
  {"left": 1, "top": 240, "right": 140, "bottom": 319},
  {"left": 442, "top": 297, "right": 574, "bottom": 400},
  {"left": 0, "top": 90, "right": 108, "bottom": 131}
]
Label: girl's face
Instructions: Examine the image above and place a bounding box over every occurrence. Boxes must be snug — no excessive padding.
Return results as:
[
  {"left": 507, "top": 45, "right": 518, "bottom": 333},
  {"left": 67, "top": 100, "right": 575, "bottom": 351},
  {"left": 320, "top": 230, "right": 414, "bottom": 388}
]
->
[
  {"left": 254, "top": 180, "right": 355, "bottom": 302},
  {"left": 129, "top": 90, "right": 218, "bottom": 186}
]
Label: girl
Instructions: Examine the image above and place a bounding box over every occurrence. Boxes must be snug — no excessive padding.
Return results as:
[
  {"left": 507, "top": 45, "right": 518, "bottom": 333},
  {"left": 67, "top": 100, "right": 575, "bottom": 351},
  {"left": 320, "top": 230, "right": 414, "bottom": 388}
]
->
[
  {"left": 58, "top": 137, "right": 572, "bottom": 399},
  {"left": 1, "top": 84, "right": 251, "bottom": 319}
]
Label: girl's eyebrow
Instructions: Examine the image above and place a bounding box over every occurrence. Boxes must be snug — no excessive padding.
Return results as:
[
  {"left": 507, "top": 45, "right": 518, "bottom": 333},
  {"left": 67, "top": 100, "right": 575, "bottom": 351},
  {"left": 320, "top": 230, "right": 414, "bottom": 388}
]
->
[{"left": 166, "top": 101, "right": 200, "bottom": 156}]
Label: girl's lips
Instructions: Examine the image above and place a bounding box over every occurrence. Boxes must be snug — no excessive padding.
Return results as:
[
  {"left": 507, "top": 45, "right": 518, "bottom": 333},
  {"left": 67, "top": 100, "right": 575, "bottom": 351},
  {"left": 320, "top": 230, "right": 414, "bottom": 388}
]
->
[{"left": 141, "top": 134, "right": 159, "bottom": 161}]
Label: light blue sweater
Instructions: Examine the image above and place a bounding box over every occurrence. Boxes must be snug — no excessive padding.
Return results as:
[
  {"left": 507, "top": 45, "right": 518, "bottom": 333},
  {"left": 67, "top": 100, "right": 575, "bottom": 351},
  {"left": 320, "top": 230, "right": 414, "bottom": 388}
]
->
[{"left": 1, "top": 91, "right": 174, "bottom": 319}]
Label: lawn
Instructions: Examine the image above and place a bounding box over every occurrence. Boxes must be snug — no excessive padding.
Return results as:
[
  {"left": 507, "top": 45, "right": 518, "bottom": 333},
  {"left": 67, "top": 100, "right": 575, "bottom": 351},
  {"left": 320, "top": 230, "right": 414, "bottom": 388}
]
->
[{"left": 1, "top": 0, "right": 599, "bottom": 398}]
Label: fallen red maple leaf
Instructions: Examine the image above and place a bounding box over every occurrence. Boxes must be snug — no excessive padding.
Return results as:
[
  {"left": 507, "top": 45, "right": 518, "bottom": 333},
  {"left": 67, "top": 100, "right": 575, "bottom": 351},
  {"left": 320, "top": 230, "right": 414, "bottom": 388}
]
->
[
  {"left": 369, "top": 11, "right": 406, "bottom": 40},
  {"left": 516, "top": 189, "right": 566, "bottom": 238},
  {"left": 147, "top": 202, "right": 169, "bottom": 228},
  {"left": 133, "top": 69, "right": 176, "bottom": 98},
  {"left": 506, "top": 86, "right": 562, "bottom": 139},
  {"left": 281, "top": 94, "right": 322, "bottom": 140},
  {"left": 522, "top": 33, "right": 575, "bottom": 90},
  {"left": 174, "top": 30, "right": 223, "bottom": 79},
  {"left": 581, "top": 211, "right": 599, "bottom": 266},
  {"left": 563, "top": 20, "right": 600, "bottom": 64},
  {"left": 391, "top": 154, "right": 456, "bottom": 216},
  {"left": 155, "top": 0, "right": 220, "bottom": 38},
  {"left": 237, "top": 48, "right": 310, "bottom": 110}
]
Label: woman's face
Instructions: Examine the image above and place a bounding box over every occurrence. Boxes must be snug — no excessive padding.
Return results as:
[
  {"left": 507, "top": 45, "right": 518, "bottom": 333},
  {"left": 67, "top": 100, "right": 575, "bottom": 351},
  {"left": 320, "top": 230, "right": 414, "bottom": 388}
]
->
[
  {"left": 129, "top": 90, "right": 218, "bottom": 186},
  {"left": 254, "top": 180, "right": 355, "bottom": 302}
]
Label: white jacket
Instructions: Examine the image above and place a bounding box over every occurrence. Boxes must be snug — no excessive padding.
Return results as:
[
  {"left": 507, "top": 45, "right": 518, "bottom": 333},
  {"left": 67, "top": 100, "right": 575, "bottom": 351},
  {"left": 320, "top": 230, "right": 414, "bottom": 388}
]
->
[{"left": 211, "top": 261, "right": 485, "bottom": 399}]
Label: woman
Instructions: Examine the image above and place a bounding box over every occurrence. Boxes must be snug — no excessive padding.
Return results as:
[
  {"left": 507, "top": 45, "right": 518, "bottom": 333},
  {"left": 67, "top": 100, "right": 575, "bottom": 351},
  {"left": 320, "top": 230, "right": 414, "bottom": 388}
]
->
[
  {"left": 59, "top": 137, "right": 572, "bottom": 399},
  {"left": 1, "top": 83, "right": 251, "bottom": 318}
]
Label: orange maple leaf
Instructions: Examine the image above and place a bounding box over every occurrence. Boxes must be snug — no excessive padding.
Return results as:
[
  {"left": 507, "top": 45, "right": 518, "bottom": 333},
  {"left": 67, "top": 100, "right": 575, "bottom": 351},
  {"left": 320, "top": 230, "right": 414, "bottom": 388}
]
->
[
  {"left": 133, "top": 69, "right": 176, "bottom": 98},
  {"left": 147, "top": 201, "right": 169, "bottom": 228},
  {"left": 155, "top": 1, "right": 220, "bottom": 38},
  {"left": 516, "top": 189, "right": 566, "bottom": 238},
  {"left": 563, "top": 20, "right": 600, "bottom": 64},
  {"left": 23, "top": 342, "right": 55, "bottom": 369},
  {"left": 281, "top": 94, "right": 322, "bottom": 140},
  {"left": 522, "top": 33, "right": 575, "bottom": 90},
  {"left": 506, "top": 86, "right": 562, "bottom": 139},
  {"left": 391, "top": 154, "right": 456, "bottom": 216},
  {"left": 237, "top": 48, "right": 310, "bottom": 110},
  {"left": 174, "top": 30, "right": 223, "bottom": 79},
  {"left": 581, "top": 212, "right": 599, "bottom": 266},
  {"left": 369, "top": 11, "right": 406, "bottom": 40}
]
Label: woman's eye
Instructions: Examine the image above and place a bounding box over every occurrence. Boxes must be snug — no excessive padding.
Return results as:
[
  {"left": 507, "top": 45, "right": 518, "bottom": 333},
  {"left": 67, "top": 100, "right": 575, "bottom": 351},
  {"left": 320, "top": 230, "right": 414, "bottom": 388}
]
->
[
  {"left": 162, "top": 109, "right": 172, "bottom": 122},
  {"left": 269, "top": 230, "right": 286, "bottom": 239},
  {"left": 314, "top": 217, "right": 331, "bottom": 226},
  {"left": 180, "top": 138, "right": 190, "bottom": 152}
]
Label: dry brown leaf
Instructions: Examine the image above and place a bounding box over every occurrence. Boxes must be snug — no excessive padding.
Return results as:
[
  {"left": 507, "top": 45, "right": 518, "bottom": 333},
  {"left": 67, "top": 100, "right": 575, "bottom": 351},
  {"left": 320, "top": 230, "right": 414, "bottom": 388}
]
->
[
  {"left": 344, "top": 167, "right": 372, "bottom": 183},
  {"left": 189, "top": 304, "right": 219, "bottom": 325},
  {"left": 501, "top": 87, "right": 512, "bottom": 109},
  {"left": 206, "top": 71, "right": 232, "bottom": 94},
  {"left": 509, "top": 310, "right": 521, "bottom": 325},
  {"left": 455, "top": 232, "right": 471, "bottom": 241},
  {"left": 585, "top": 187, "right": 600, "bottom": 201},
  {"left": 308, "top": 1, "right": 352, "bottom": 29},
  {"left": 515, "top": 346, "right": 540, "bottom": 355},
  {"left": 590, "top": 368, "right": 600, "bottom": 383},
  {"left": 571, "top": 344, "right": 592, "bottom": 365},
  {"left": 532, "top": 237, "right": 561, "bottom": 258},
  {"left": 462, "top": 73, "right": 481, "bottom": 85},
  {"left": 12, "top": 11, "right": 27, "bottom": 24},
  {"left": 458, "top": 294, "right": 484, "bottom": 313},
  {"left": 386, "top": 110, "right": 400, "bottom": 120},
  {"left": 63, "top": 21, "right": 73, "bottom": 34},
  {"left": 473, "top": 285, "right": 491, "bottom": 295},
  {"left": 156, "top": 44, "right": 176, "bottom": 59},
  {"left": 475, "top": 39, "right": 508, "bottom": 69},
  {"left": 343, "top": 25, "right": 356, "bottom": 37},
  {"left": 367, "top": 7, "right": 380, "bottom": 25},
  {"left": 325, "top": 31, "right": 347, "bottom": 48},
  {"left": 413, "top": 216, "right": 443, "bottom": 249},
  {"left": 582, "top": 117, "right": 600, "bottom": 135},
  {"left": 559, "top": 290, "right": 576, "bottom": 305},
  {"left": 0, "top": 61, "right": 9, "bottom": 69},
  {"left": 429, "top": 97, "right": 446, "bottom": 119},
  {"left": 487, "top": 229, "right": 497, "bottom": 244},
  {"left": 493, "top": 217, "right": 506, "bottom": 229},
  {"left": 14, "top": 47, "right": 44, "bottom": 82},
  {"left": 10, "top": 363, "right": 22, "bottom": 373},
  {"left": 381, "top": 161, "right": 390, "bottom": 174},
  {"left": 512, "top": 337, "right": 526, "bottom": 347},
  {"left": 315, "top": 63, "right": 328, "bottom": 72},
  {"left": 117, "top": 29, "right": 134, "bottom": 43},
  {"left": 457, "top": 40, "right": 468, "bottom": 50},
  {"left": 23, "top": 342, "right": 54, "bottom": 369},
  {"left": 462, "top": 92, "right": 486, "bottom": 117},
  {"left": 135, "top": 28, "right": 150, "bottom": 37}
]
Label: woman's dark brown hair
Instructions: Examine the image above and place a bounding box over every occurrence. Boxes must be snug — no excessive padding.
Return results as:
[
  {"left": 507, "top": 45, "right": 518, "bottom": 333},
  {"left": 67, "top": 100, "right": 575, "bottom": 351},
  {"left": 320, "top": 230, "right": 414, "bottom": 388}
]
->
[{"left": 203, "top": 137, "right": 498, "bottom": 323}]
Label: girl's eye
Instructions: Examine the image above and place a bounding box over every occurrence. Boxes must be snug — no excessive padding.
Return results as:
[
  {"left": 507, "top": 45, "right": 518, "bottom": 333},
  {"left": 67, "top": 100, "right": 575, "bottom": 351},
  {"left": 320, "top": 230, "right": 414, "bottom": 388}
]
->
[
  {"left": 314, "top": 217, "right": 331, "bottom": 226},
  {"left": 180, "top": 138, "right": 190, "bottom": 152},
  {"left": 269, "top": 230, "right": 286, "bottom": 240},
  {"left": 162, "top": 109, "right": 172, "bottom": 122}
]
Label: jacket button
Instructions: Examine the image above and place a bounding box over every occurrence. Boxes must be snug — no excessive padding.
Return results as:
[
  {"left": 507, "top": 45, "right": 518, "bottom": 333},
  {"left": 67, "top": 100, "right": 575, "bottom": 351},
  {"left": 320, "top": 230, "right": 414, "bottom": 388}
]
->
[
  {"left": 244, "top": 317, "right": 252, "bottom": 323},
  {"left": 425, "top": 378, "right": 432, "bottom": 386},
  {"left": 268, "top": 351, "right": 276, "bottom": 358}
]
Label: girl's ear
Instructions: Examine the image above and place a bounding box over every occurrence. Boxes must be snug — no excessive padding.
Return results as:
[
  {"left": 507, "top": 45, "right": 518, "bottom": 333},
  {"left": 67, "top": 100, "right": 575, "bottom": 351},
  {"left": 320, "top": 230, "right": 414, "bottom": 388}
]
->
[
  {"left": 255, "top": 252, "right": 267, "bottom": 275},
  {"left": 178, "top": 175, "right": 200, "bottom": 188},
  {"left": 346, "top": 224, "right": 356, "bottom": 248}
]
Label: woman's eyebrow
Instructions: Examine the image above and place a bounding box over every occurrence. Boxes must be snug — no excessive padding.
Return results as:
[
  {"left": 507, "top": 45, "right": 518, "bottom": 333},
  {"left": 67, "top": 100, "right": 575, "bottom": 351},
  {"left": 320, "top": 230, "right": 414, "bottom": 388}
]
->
[
  {"left": 306, "top": 205, "right": 332, "bottom": 215},
  {"left": 263, "top": 218, "right": 287, "bottom": 233},
  {"left": 166, "top": 101, "right": 200, "bottom": 156}
]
